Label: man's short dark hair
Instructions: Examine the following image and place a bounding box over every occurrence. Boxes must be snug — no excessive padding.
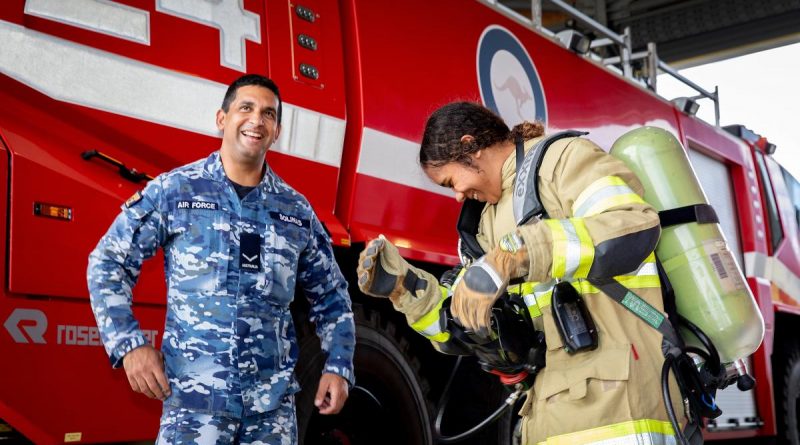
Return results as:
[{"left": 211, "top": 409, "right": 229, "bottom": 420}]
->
[{"left": 221, "top": 74, "right": 282, "bottom": 124}]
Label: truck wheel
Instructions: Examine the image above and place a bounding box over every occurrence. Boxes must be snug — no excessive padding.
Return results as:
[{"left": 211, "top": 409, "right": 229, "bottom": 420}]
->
[
  {"left": 777, "top": 349, "right": 800, "bottom": 444},
  {"left": 296, "top": 305, "right": 433, "bottom": 445}
]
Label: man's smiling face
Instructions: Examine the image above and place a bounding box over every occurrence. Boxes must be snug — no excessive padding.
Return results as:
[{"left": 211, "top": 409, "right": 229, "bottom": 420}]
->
[{"left": 216, "top": 85, "right": 281, "bottom": 164}]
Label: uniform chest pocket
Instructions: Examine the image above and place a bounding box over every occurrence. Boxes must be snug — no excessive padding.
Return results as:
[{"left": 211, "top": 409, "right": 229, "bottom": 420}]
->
[
  {"left": 261, "top": 221, "right": 309, "bottom": 306},
  {"left": 167, "top": 209, "right": 231, "bottom": 296}
]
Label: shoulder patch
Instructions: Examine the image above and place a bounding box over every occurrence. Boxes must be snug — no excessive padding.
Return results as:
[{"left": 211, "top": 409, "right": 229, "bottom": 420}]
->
[{"left": 125, "top": 191, "right": 143, "bottom": 208}]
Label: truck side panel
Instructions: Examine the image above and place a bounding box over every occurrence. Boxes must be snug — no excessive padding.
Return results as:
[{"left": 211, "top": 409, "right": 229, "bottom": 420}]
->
[
  {"left": 344, "top": 0, "right": 683, "bottom": 262},
  {"left": 0, "top": 1, "right": 350, "bottom": 442}
]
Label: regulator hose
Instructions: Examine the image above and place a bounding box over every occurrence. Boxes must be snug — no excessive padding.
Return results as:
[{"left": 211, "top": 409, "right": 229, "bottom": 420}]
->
[
  {"left": 434, "top": 356, "right": 526, "bottom": 444},
  {"left": 679, "top": 315, "right": 722, "bottom": 375},
  {"left": 661, "top": 354, "right": 691, "bottom": 445},
  {"left": 661, "top": 314, "right": 724, "bottom": 445}
]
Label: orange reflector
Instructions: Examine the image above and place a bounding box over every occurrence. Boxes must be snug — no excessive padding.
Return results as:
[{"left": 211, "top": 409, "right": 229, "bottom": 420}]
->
[{"left": 34, "top": 202, "right": 73, "bottom": 221}]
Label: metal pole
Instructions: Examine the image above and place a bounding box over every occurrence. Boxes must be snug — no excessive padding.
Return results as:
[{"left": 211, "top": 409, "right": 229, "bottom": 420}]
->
[
  {"left": 621, "top": 26, "right": 632, "bottom": 78},
  {"left": 714, "top": 86, "right": 720, "bottom": 126},
  {"left": 547, "top": 0, "right": 625, "bottom": 45},
  {"left": 657, "top": 61, "right": 716, "bottom": 100},
  {"left": 531, "top": 0, "right": 542, "bottom": 29},
  {"left": 647, "top": 42, "right": 658, "bottom": 92}
]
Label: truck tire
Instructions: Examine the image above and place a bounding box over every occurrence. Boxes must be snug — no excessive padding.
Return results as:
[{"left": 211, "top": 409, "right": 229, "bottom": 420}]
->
[
  {"left": 777, "top": 348, "right": 800, "bottom": 445},
  {"left": 295, "top": 304, "right": 434, "bottom": 445}
]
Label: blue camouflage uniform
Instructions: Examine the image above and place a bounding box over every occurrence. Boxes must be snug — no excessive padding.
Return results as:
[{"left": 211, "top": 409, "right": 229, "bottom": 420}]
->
[{"left": 88, "top": 151, "right": 355, "bottom": 441}]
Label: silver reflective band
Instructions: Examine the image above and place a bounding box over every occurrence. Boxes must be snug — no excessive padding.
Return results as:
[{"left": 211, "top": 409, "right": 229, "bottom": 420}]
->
[
  {"left": 474, "top": 259, "right": 505, "bottom": 290},
  {"left": 574, "top": 184, "right": 636, "bottom": 217},
  {"left": 560, "top": 220, "right": 582, "bottom": 279}
]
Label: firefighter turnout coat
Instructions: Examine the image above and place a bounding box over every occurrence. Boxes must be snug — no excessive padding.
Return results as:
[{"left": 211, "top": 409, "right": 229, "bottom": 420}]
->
[{"left": 398, "top": 136, "right": 683, "bottom": 444}]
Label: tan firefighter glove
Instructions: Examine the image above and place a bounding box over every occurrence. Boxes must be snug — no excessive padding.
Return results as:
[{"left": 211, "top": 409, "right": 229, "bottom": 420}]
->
[
  {"left": 357, "top": 236, "right": 429, "bottom": 303},
  {"left": 451, "top": 231, "right": 529, "bottom": 336}
]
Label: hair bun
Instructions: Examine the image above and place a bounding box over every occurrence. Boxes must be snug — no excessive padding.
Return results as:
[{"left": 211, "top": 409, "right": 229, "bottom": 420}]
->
[{"left": 510, "top": 121, "right": 544, "bottom": 141}]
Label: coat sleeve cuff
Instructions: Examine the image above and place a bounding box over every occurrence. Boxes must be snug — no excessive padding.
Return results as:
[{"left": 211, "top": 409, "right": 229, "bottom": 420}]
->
[
  {"left": 323, "top": 362, "right": 356, "bottom": 387},
  {"left": 109, "top": 334, "right": 148, "bottom": 368}
]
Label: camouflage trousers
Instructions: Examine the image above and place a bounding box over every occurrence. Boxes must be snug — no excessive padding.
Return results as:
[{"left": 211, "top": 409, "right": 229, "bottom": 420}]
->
[{"left": 155, "top": 394, "right": 297, "bottom": 445}]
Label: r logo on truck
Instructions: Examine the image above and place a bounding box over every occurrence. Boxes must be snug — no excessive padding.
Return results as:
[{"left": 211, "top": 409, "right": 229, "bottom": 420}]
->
[
  {"left": 4, "top": 308, "right": 47, "bottom": 344},
  {"left": 477, "top": 25, "right": 548, "bottom": 127}
]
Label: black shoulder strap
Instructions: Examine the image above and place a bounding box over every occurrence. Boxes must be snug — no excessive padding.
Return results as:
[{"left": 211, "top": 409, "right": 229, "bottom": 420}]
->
[
  {"left": 513, "top": 130, "right": 588, "bottom": 225},
  {"left": 659, "top": 204, "right": 718, "bottom": 227},
  {"left": 456, "top": 198, "right": 487, "bottom": 261}
]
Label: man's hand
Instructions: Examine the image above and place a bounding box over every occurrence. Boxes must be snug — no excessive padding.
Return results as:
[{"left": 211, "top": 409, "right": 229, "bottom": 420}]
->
[
  {"left": 451, "top": 231, "right": 529, "bottom": 335},
  {"left": 315, "top": 373, "right": 349, "bottom": 415},
  {"left": 122, "top": 345, "right": 171, "bottom": 401}
]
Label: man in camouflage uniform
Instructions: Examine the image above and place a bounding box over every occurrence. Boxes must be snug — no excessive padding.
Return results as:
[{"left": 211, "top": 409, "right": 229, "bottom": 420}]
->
[{"left": 88, "top": 74, "right": 355, "bottom": 444}]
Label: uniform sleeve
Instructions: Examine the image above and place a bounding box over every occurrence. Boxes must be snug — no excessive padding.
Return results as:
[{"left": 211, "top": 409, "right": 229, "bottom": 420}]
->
[
  {"left": 87, "top": 177, "right": 167, "bottom": 368},
  {"left": 297, "top": 213, "right": 356, "bottom": 386},
  {"left": 391, "top": 266, "right": 475, "bottom": 355},
  {"left": 517, "top": 137, "right": 661, "bottom": 282}
]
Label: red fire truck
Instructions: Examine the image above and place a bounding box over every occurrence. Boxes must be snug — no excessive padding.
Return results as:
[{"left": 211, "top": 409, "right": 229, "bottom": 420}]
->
[{"left": 0, "top": 1, "right": 798, "bottom": 444}]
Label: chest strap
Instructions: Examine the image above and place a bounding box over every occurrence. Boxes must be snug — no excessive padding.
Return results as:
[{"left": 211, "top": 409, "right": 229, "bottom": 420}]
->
[{"left": 513, "top": 130, "right": 587, "bottom": 225}]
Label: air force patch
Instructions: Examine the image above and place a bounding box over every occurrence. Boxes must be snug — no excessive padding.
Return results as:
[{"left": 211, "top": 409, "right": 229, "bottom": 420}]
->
[{"left": 176, "top": 200, "right": 219, "bottom": 210}]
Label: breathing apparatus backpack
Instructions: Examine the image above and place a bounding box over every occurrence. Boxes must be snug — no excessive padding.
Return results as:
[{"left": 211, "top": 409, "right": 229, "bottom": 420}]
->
[{"left": 442, "top": 128, "right": 765, "bottom": 445}]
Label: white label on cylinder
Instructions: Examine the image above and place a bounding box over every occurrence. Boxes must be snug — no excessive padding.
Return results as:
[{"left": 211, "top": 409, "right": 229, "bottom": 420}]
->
[{"left": 703, "top": 239, "right": 746, "bottom": 294}]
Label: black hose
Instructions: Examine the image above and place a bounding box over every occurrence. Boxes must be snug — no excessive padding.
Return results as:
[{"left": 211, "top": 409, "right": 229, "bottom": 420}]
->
[
  {"left": 679, "top": 315, "right": 721, "bottom": 375},
  {"left": 434, "top": 356, "right": 525, "bottom": 444},
  {"left": 662, "top": 354, "right": 691, "bottom": 445}
]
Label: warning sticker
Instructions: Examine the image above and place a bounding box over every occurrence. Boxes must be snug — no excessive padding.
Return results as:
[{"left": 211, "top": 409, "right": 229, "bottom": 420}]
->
[
  {"left": 703, "top": 239, "right": 746, "bottom": 293},
  {"left": 65, "top": 432, "right": 82, "bottom": 442}
]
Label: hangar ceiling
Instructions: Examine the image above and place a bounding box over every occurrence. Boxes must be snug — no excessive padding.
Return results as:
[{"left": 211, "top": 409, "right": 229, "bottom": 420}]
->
[{"left": 501, "top": 0, "right": 800, "bottom": 67}]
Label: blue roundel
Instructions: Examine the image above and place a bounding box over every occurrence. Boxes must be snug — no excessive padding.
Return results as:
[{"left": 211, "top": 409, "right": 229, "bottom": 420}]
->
[{"left": 477, "top": 25, "right": 547, "bottom": 126}]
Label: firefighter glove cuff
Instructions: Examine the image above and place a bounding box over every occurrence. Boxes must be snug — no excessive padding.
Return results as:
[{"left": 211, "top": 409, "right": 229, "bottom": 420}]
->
[{"left": 451, "top": 256, "right": 509, "bottom": 336}]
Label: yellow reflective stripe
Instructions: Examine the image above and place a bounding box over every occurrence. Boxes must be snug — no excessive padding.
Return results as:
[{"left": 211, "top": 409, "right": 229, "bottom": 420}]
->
[
  {"left": 571, "top": 218, "right": 594, "bottom": 278},
  {"left": 573, "top": 279, "right": 598, "bottom": 294},
  {"left": 573, "top": 176, "right": 646, "bottom": 217},
  {"left": 538, "top": 419, "right": 675, "bottom": 445},
  {"left": 508, "top": 282, "right": 543, "bottom": 318},
  {"left": 618, "top": 274, "right": 661, "bottom": 289},
  {"left": 544, "top": 219, "right": 594, "bottom": 279},
  {"left": 618, "top": 252, "right": 660, "bottom": 288},
  {"left": 574, "top": 275, "right": 661, "bottom": 294},
  {"left": 536, "top": 290, "right": 553, "bottom": 309},
  {"left": 545, "top": 219, "right": 568, "bottom": 277},
  {"left": 573, "top": 176, "right": 628, "bottom": 212},
  {"left": 582, "top": 193, "right": 646, "bottom": 217},
  {"left": 532, "top": 280, "right": 556, "bottom": 309},
  {"left": 571, "top": 253, "right": 660, "bottom": 294},
  {"left": 524, "top": 296, "right": 542, "bottom": 318},
  {"left": 411, "top": 287, "right": 450, "bottom": 342},
  {"left": 427, "top": 331, "right": 450, "bottom": 343}
]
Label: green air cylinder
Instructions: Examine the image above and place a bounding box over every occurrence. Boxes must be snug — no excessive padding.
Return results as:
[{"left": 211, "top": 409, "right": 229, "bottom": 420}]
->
[{"left": 610, "top": 126, "right": 764, "bottom": 364}]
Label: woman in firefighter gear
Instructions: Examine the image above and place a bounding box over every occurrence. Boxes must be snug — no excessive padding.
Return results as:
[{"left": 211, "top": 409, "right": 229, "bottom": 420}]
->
[{"left": 357, "top": 101, "right": 683, "bottom": 444}]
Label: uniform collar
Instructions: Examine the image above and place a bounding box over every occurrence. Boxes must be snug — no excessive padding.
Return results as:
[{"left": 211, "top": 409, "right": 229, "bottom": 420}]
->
[{"left": 203, "top": 151, "right": 283, "bottom": 195}]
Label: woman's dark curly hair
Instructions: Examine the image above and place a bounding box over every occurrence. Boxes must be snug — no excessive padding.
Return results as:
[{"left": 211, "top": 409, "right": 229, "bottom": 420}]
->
[{"left": 419, "top": 102, "right": 544, "bottom": 168}]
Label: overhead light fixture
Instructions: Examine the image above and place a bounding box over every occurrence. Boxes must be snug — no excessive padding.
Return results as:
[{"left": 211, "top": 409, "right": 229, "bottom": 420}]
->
[
  {"left": 672, "top": 97, "right": 700, "bottom": 116},
  {"left": 556, "top": 29, "right": 591, "bottom": 55}
]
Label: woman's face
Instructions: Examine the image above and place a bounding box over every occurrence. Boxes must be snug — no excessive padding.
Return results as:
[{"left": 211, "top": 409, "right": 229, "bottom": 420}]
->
[{"left": 424, "top": 152, "right": 503, "bottom": 204}]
